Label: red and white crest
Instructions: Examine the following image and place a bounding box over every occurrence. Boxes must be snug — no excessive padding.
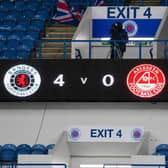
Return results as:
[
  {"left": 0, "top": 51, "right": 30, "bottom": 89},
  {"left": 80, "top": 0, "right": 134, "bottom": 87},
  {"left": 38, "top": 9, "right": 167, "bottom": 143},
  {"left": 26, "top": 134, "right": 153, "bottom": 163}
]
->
[{"left": 127, "top": 64, "right": 166, "bottom": 98}]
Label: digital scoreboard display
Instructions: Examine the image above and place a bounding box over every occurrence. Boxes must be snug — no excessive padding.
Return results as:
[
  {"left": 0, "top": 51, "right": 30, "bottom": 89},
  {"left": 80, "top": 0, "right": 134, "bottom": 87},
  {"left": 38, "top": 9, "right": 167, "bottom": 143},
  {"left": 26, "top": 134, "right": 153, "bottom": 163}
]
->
[{"left": 0, "top": 59, "right": 168, "bottom": 102}]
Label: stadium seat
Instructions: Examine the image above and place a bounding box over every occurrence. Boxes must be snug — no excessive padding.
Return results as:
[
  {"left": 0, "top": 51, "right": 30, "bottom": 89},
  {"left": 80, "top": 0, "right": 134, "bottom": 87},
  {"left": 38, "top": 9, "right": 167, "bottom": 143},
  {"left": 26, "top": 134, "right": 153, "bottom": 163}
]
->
[
  {"left": 21, "top": 39, "right": 35, "bottom": 51},
  {"left": 156, "top": 144, "right": 168, "bottom": 153},
  {"left": 17, "top": 44, "right": 33, "bottom": 52},
  {"left": 5, "top": 11, "right": 21, "bottom": 22},
  {"left": 13, "top": 21, "right": 30, "bottom": 32},
  {"left": 0, "top": 11, "right": 6, "bottom": 21},
  {"left": 22, "top": 34, "right": 37, "bottom": 42},
  {"left": 12, "top": 30, "right": 25, "bottom": 37},
  {"left": 8, "top": 34, "right": 22, "bottom": 41},
  {"left": 32, "top": 11, "right": 49, "bottom": 21},
  {"left": 26, "top": 1, "right": 39, "bottom": 12},
  {"left": 0, "top": 41, "right": 7, "bottom": 52},
  {"left": 46, "top": 144, "right": 55, "bottom": 150},
  {"left": 0, "top": 30, "right": 10, "bottom": 40},
  {"left": 14, "top": 1, "right": 25, "bottom": 12},
  {"left": 7, "top": 39, "right": 20, "bottom": 51},
  {"left": 0, "top": 144, "right": 17, "bottom": 161},
  {"left": 26, "top": 30, "right": 39, "bottom": 40},
  {"left": 17, "top": 144, "right": 32, "bottom": 154},
  {"left": 0, "top": 2, "right": 14, "bottom": 12},
  {"left": 32, "top": 144, "right": 48, "bottom": 154},
  {"left": 29, "top": 20, "right": 44, "bottom": 32},
  {"left": 16, "top": 51, "right": 30, "bottom": 59},
  {"left": 22, "top": 10, "right": 36, "bottom": 20},
  {"left": 0, "top": 22, "right": 15, "bottom": 32}
]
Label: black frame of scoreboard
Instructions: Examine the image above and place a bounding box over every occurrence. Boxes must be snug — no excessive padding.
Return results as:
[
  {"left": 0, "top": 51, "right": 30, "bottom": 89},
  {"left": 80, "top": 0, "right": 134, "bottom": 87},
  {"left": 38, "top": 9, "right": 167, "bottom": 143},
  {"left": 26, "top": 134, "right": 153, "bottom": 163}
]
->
[{"left": 0, "top": 59, "right": 168, "bottom": 102}]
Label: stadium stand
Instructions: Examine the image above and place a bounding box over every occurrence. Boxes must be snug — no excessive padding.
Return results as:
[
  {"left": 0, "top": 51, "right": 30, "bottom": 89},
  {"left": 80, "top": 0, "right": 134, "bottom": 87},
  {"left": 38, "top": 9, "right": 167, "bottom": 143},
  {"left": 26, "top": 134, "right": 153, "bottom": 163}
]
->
[
  {"left": 0, "top": 144, "right": 17, "bottom": 162},
  {"left": 0, "top": 0, "right": 56, "bottom": 59},
  {"left": 0, "top": 144, "right": 55, "bottom": 162},
  {"left": 0, "top": 0, "right": 166, "bottom": 59},
  {"left": 17, "top": 144, "right": 32, "bottom": 155},
  {"left": 31, "top": 144, "right": 48, "bottom": 154}
]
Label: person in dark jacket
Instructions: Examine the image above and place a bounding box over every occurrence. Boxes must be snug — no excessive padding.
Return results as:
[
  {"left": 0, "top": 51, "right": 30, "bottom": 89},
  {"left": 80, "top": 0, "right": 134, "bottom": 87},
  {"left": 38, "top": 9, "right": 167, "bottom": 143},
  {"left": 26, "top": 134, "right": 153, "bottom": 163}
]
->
[{"left": 110, "top": 22, "right": 128, "bottom": 59}]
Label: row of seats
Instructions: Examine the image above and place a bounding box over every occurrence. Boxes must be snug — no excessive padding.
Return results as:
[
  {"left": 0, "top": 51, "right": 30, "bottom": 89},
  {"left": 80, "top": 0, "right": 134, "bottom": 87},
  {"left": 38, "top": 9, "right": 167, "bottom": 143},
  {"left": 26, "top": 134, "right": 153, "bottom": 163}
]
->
[
  {"left": 160, "top": 0, "right": 168, "bottom": 6},
  {"left": 68, "top": 0, "right": 127, "bottom": 8},
  {"left": 153, "top": 144, "right": 168, "bottom": 161},
  {"left": 0, "top": 0, "right": 56, "bottom": 12},
  {"left": 0, "top": 0, "right": 56, "bottom": 59},
  {"left": 0, "top": 144, "right": 55, "bottom": 162}
]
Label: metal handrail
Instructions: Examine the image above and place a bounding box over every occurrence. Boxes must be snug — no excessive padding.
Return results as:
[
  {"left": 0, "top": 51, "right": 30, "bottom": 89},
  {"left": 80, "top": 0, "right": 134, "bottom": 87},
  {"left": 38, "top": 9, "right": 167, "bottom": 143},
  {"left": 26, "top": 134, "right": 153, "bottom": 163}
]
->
[{"left": 38, "top": 39, "right": 168, "bottom": 60}]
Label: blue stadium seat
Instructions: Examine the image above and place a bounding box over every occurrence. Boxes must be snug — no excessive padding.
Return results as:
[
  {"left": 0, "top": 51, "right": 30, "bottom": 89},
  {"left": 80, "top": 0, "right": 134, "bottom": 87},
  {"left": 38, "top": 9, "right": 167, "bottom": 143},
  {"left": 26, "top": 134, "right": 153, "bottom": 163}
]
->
[
  {"left": 0, "top": 11, "right": 6, "bottom": 21},
  {"left": 0, "top": 23, "right": 13, "bottom": 32},
  {"left": 17, "top": 144, "right": 32, "bottom": 154},
  {"left": 0, "top": 32, "right": 8, "bottom": 41},
  {"left": 7, "top": 39, "right": 20, "bottom": 51},
  {"left": 26, "top": 1, "right": 39, "bottom": 12},
  {"left": 12, "top": 30, "right": 25, "bottom": 37},
  {"left": 8, "top": 34, "right": 22, "bottom": 41},
  {"left": 22, "top": 34, "right": 37, "bottom": 41},
  {"left": 26, "top": 30, "right": 39, "bottom": 40},
  {"left": 32, "top": 11, "right": 49, "bottom": 21},
  {"left": 22, "top": 10, "right": 36, "bottom": 20},
  {"left": 156, "top": 144, "right": 168, "bottom": 153},
  {"left": 13, "top": 21, "right": 30, "bottom": 32},
  {"left": 32, "top": 144, "right": 48, "bottom": 154},
  {"left": 17, "top": 44, "right": 33, "bottom": 52},
  {"left": 0, "top": 30, "right": 10, "bottom": 36},
  {"left": 14, "top": 1, "right": 25, "bottom": 12},
  {"left": 29, "top": 20, "right": 44, "bottom": 32},
  {"left": 0, "top": 41, "right": 7, "bottom": 52},
  {"left": 46, "top": 144, "right": 55, "bottom": 150},
  {"left": 0, "top": 2, "right": 14, "bottom": 12},
  {"left": 16, "top": 51, "right": 30, "bottom": 59},
  {"left": 0, "top": 144, "right": 17, "bottom": 161},
  {"left": 21, "top": 39, "right": 35, "bottom": 50}
]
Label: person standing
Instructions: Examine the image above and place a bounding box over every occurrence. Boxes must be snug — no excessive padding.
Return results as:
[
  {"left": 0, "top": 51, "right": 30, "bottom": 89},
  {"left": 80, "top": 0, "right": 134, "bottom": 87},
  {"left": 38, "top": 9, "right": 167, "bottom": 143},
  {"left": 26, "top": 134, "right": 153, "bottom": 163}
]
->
[{"left": 110, "top": 22, "right": 128, "bottom": 59}]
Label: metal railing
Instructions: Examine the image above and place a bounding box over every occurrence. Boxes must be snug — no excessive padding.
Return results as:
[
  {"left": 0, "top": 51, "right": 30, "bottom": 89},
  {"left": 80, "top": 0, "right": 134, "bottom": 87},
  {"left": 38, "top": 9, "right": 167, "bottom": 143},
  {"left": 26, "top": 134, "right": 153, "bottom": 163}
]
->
[
  {"left": 103, "top": 163, "right": 166, "bottom": 168},
  {"left": 38, "top": 39, "right": 168, "bottom": 60}
]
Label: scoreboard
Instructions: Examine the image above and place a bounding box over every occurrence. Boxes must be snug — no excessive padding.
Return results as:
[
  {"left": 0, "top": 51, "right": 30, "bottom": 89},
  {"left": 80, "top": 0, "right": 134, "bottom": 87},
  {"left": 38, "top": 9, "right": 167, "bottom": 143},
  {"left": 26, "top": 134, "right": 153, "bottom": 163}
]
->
[{"left": 0, "top": 59, "right": 168, "bottom": 102}]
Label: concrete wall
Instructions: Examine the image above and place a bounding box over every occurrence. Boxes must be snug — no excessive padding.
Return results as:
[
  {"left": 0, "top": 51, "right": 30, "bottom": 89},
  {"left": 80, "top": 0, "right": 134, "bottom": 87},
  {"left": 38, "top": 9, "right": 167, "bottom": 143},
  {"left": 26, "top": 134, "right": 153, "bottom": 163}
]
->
[{"left": 155, "top": 8, "right": 168, "bottom": 59}]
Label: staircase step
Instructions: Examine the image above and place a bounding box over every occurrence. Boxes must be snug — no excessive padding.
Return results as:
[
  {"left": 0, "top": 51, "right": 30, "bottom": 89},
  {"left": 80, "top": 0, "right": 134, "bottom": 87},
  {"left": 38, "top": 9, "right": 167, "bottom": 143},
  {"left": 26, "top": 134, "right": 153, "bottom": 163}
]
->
[
  {"left": 39, "top": 23, "right": 76, "bottom": 59},
  {"left": 38, "top": 48, "right": 71, "bottom": 53},
  {"left": 46, "top": 27, "right": 76, "bottom": 32},
  {"left": 46, "top": 33, "right": 74, "bottom": 38},
  {"left": 40, "top": 52, "right": 71, "bottom": 59},
  {"left": 42, "top": 37, "right": 72, "bottom": 40},
  {"left": 42, "top": 42, "right": 71, "bottom": 48}
]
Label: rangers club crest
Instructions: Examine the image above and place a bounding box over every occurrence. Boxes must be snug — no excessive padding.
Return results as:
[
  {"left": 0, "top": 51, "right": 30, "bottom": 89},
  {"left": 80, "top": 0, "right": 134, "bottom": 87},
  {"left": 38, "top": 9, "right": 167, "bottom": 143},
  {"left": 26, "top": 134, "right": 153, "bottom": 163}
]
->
[
  {"left": 123, "top": 20, "right": 138, "bottom": 37},
  {"left": 4, "top": 64, "right": 41, "bottom": 97},
  {"left": 127, "top": 64, "right": 166, "bottom": 98}
]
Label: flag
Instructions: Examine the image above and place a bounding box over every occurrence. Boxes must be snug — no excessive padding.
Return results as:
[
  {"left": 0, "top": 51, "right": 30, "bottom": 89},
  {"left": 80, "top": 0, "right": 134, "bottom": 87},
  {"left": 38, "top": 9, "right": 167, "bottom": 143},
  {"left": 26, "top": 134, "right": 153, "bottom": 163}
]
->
[
  {"left": 52, "top": 0, "right": 77, "bottom": 24},
  {"left": 71, "top": 7, "right": 84, "bottom": 21},
  {"left": 94, "top": 0, "right": 105, "bottom": 6}
]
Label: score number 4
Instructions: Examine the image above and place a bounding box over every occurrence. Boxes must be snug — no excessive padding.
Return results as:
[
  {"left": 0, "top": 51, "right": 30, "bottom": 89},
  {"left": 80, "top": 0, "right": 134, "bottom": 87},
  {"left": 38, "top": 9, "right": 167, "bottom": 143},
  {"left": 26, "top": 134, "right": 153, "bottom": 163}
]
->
[
  {"left": 53, "top": 74, "right": 115, "bottom": 87},
  {"left": 53, "top": 74, "right": 65, "bottom": 87}
]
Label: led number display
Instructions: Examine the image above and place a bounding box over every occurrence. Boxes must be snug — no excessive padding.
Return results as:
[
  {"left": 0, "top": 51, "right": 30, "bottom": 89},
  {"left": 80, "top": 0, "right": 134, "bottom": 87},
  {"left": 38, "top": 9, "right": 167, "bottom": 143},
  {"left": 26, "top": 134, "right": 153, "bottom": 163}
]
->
[
  {"left": 127, "top": 64, "right": 166, "bottom": 98},
  {"left": 0, "top": 60, "right": 167, "bottom": 101}
]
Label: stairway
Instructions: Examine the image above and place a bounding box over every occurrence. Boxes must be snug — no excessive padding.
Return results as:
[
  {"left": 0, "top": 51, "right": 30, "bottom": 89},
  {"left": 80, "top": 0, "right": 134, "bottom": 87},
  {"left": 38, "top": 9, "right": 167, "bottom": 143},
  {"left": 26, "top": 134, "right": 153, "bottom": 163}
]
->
[
  {"left": 129, "top": 0, "right": 160, "bottom": 6},
  {"left": 38, "top": 24, "right": 77, "bottom": 59}
]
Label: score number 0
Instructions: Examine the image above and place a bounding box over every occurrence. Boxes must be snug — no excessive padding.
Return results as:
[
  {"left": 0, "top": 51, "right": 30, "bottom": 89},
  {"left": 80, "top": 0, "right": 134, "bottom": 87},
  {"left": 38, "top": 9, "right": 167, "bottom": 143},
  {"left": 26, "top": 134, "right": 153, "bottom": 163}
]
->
[{"left": 53, "top": 74, "right": 114, "bottom": 87}]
